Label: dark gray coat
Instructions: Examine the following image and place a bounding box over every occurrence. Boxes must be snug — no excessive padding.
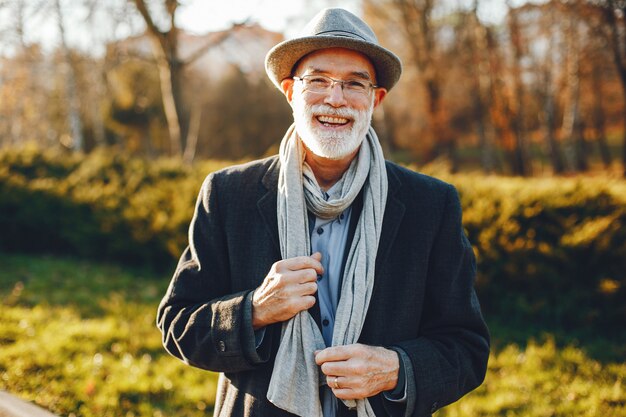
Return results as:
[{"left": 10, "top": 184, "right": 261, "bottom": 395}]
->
[{"left": 157, "top": 156, "right": 489, "bottom": 417}]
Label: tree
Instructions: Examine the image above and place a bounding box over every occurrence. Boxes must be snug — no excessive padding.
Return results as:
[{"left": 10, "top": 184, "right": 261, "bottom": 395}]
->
[
  {"left": 560, "top": 4, "right": 588, "bottom": 172},
  {"left": 456, "top": 1, "right": 498, "bottom": 173},
  {"left": 571, "top": 0, "right": 625, "bottom": 174},
  {"left": 129, "top": 0, "right": 232, "bottom": 159},
  {"left": 506, "top": 2, "right": 532, "bottom": 175},
  {"left": 598, "top": 0, "right": 626, "bottom": 176},
  {"left": 366, "top": 0, "right": 458, "bottom": 169},
  {"left": 0, "top": 0, "right": 88, "bottom": 151},
  {"left": 537, "top": 3, "right": 565, "bottom": 174},
  {"left": 54, "top": 0, "right": 85, "bottom": 151}
]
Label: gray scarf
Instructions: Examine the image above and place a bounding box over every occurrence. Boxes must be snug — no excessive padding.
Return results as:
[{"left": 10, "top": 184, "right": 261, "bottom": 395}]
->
[{"left": 267, "top": 124, "right": 388, "bottom": 416}]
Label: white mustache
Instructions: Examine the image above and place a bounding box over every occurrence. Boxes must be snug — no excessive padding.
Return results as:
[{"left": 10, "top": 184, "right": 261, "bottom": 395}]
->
[{"left": 309, "top": 104, "right": 360, "bottom": 119}]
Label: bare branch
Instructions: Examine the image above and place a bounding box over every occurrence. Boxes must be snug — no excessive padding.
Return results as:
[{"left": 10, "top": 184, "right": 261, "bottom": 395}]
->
[
  {"left": 132, "top": 0, "right": 165, "bottom": 40},
  {"left": 182, "top": 29, "right": 231, "bottom": 66}
]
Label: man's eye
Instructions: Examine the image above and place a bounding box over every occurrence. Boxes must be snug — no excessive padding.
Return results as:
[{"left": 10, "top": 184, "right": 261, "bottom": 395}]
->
[
  {"left": 346, "top": 80, "right": 367, "bottom": 90},
  {"left": 308, "top": 77, "right": 330, "bottom": 86}
]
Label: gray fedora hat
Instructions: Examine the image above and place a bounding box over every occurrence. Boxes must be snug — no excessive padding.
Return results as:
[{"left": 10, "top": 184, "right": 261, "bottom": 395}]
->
[{"left": 265, "top": 8, "right": 402, "bottom": 91}]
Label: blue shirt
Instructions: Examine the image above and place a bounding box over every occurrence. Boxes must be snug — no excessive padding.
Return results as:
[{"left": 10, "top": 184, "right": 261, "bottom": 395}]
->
[
  {"left": 309, "top": 187, "right": 352, "bottom": 347},
  {"left": 310, "top": 183, "right": 406, "bottom": 416},
  {"left": 309, "top": 185, "right": 352, "bottom": 417}
]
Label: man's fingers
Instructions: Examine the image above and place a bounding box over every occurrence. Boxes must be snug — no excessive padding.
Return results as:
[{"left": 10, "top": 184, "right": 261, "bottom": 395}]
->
[
  {"left": 326, "top": 376, "right": 365, "bottom": 400},
  {"left": 302, "top": 295, "right": 316, "bottom": 309},
  {"left": 320, "top": 360, "right": 351, "bottom": 377},
  {"left": 282, "top": 254, "right": 324, "bottom": 275},
  {"left": 315, "top": 344, "right": 356, "bottom": 365},
  {"left": 298, "top": 281, "right": 318, "bottom": 296},
  {"left": 295, "top": 268, "right": 320, "bottom": 283},
  {"left": 333, "top": 388, "right": 361, "bottom": 401}
]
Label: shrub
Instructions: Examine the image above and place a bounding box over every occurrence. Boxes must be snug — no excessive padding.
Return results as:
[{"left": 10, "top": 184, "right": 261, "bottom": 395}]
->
[
  {"left": 452, "top": 174, "right": 626, "bottom": 334},
  {"left": 0, "top": 147, "right": 232, "bottom": 270},
  {"left": 1, "top": 147, "right": 624, "bottom": 335}
]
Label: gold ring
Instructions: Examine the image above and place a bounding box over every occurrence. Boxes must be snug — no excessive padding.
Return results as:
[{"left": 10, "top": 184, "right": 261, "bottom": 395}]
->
[{"left": 334, "top": 376, "right": 340, "bottom": 389}]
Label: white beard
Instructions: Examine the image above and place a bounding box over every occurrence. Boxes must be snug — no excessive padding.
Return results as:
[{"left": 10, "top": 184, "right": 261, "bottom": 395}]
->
[{"left": 291, "top": 96, "right": 375, "bottom": 160}]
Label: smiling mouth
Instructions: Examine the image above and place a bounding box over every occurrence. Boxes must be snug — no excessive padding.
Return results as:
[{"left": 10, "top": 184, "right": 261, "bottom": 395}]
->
[{"left": 316, "top": 115, "right": 351, "bottom": 127}]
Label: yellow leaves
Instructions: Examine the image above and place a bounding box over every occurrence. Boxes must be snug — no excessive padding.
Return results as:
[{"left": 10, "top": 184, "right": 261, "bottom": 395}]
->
[
  {"left": 560, "top": 214, "right": 618, "bottom": 246},
  {"left": 599, "top": 279, "right": 620, "bottom": 295}
]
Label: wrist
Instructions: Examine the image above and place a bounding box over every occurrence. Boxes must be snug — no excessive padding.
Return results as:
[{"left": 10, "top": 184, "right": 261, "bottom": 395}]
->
[
  {"left": 251, "top": 291, "right": 267, "bottom": 330},
  {"left": 384, "top": 347, "right": 400, "bottom": 391}
]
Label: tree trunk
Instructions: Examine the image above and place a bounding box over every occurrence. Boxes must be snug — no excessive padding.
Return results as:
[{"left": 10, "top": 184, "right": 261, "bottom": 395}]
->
[
  {"left": 622, "top": 88, "right": 626, "bottom": 176},
  {"left": 183, "top": 100, "right": 202, "bottom": 165},
  {"left": 561, "top": 13, "right": 588, "bottom": 172},
  {"left": 132, "top": 0, "right": 186, "bottom": 157},
  {"left": 426, "top": 78, "right": 457, "bottom": 171},
  {"left": 540, "top": 5, "right": 564, "bottom": 174},
  {"left": 620, "top": 39, "right": 626, "bottom": 177},
  {"left": 155, "top": 55, "right": 183, "bottom": 156},
  {"left": 591, "top": 60, "right": 612, "bottom": 167},
  {"left": 469, "top": 6, "right": 495, "bottom": 173},
  {"left": 394, "top": 0, "right": 457, "bottom": 170},
  {"left": 543, "top": 82, "right": 564, "bottom": 174},
  {"left": 602, "top": 0, "right": 626, "bottom": 176},
  {"left": 55, "top": 0, "right": 84, "bottom": 151},
  {"left": 372, "top": 104, "right": 395, "bottom": 157},
  {"left": 508, "top": 5, "right": 531, "bottom": 176}
]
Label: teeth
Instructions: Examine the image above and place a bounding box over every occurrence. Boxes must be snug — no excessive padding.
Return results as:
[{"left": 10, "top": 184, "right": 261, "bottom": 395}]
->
[{"left": 317, "top": 115, "right": 349, "bottom": 124}]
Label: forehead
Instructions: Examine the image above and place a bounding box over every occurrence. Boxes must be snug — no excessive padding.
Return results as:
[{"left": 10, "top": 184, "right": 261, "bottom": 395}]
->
[{"left": 293, "top": 47, "right": 377, "bottom": 80}]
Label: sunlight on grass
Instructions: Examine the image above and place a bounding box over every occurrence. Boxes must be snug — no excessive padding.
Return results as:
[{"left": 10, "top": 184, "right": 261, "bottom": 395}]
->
[
  {"left": 439, "top": 339, "right": 626, "bottom": 416},
  {"left": 1, "top": 253, "right": 625, "bottom": 416},
  {"left": 0, "top": 254, "right": 217, "bottom": 417}
]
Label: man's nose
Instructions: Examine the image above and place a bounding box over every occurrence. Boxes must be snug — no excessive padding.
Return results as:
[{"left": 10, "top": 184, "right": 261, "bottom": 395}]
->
[{"left": 324, "top": 82, "right": 348, "bottom": 107}]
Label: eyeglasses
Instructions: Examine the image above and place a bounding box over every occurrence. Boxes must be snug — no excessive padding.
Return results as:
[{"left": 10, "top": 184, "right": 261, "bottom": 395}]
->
[{"left": 293, "top": 74, "right": 377, "bottom": 98}]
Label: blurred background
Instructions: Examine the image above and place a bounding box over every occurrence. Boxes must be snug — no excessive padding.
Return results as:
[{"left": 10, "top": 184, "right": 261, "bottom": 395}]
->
[{"left": 0, "top": 0, "right": 625, "bottom": 416}]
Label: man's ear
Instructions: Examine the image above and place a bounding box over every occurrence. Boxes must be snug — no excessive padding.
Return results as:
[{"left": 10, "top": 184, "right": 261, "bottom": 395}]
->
[
  {"left": 281, "top": 78, "right": 295, "bottom": 103},
  {"left": 373, "top": 87, "right": 387, "bottom": 109}
]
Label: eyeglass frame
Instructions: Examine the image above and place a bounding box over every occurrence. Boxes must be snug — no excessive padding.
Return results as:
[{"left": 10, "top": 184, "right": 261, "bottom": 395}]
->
[{"left": 292, "top": 74, "right": 379, "bottom": 97}]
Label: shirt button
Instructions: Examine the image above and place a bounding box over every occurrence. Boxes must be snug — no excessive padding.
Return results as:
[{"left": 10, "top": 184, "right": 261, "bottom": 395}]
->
[
  {"left": 340, "top": 214, "right": 344, "bottom": 220},
  {"left": 322, "top": 319, "right": 330, "bottom": 326},
  {"left": 317, "top": 274, "right": 323, "bottom": 281},
  {"left": 218, "top": 341, "right": 226, "bottom": 352},
  {"left": 317, "top": 227, "right": 324, "bottom": 235}
]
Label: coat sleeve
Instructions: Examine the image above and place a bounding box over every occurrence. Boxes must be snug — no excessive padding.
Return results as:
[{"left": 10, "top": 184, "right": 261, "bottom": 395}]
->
[
  {"left": 394, "top": 184, "right": 490, "bottom": 416},
  {"left": 156, "top": 172, "right": 273, "bottom": 373}
]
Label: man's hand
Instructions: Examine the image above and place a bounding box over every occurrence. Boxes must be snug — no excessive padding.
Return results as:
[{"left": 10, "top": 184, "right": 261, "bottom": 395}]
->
[
  {"left": 251, "top": 252, "right": 323, "bottom": 330},
  {"left": 315, "top": 344, "right": 400, "bottom": 400}
]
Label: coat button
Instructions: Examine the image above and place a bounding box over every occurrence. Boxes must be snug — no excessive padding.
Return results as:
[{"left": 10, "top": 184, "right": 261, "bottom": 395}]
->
[
  {"left": 431, "top": 401, "right": 439, "bottom": 413},
  {"left": 218, "top": 341, "right": 226, "bottom": 352}
]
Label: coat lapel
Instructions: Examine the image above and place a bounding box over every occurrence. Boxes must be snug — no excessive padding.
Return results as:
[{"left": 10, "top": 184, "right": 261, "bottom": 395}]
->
[
  {"left": 257, "top": 157, "right": 281, "bottom": 254},
  {"left": 376, "top": 163, "right": 405, "bottom": 271}
]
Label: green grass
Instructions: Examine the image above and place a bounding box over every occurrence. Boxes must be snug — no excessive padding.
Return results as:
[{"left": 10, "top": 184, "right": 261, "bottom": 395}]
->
[
  {"left": 0, "top": 253, "right": 217, "bottom": 417},
  {"left": 1, "top": 252, "right": 625, "bottom": 416}
]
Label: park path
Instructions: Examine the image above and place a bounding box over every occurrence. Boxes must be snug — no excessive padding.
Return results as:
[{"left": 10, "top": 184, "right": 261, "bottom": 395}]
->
[{"left": 0, "top": 391, "right": 58, "bottom": 417}]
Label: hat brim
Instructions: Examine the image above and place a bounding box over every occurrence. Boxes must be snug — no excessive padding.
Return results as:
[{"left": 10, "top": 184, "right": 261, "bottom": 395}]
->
[{"left": 265, "top": 36, "right": 402, "bottom": 91}]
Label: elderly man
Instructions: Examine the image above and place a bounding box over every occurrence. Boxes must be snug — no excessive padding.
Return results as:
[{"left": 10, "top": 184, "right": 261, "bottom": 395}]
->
[{"left": 157, "top": 8, "right": 489, "bottom": 417}]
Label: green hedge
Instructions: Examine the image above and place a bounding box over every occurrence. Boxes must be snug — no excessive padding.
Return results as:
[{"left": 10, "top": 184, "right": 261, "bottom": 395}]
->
[
  {"left": 0, "top": 147, "right": 232, "bottom": 270},
  {"left": 453, "top": 174, "right": 626, "bottom": 334},
  {"left": 1, "top": 147, "right": 625, "bottom": 334}
]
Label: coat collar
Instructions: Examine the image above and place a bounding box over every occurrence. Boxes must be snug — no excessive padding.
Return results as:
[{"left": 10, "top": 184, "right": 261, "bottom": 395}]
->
[{"left": 257, "top": 156, "right": 405, "bottom": 266}]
